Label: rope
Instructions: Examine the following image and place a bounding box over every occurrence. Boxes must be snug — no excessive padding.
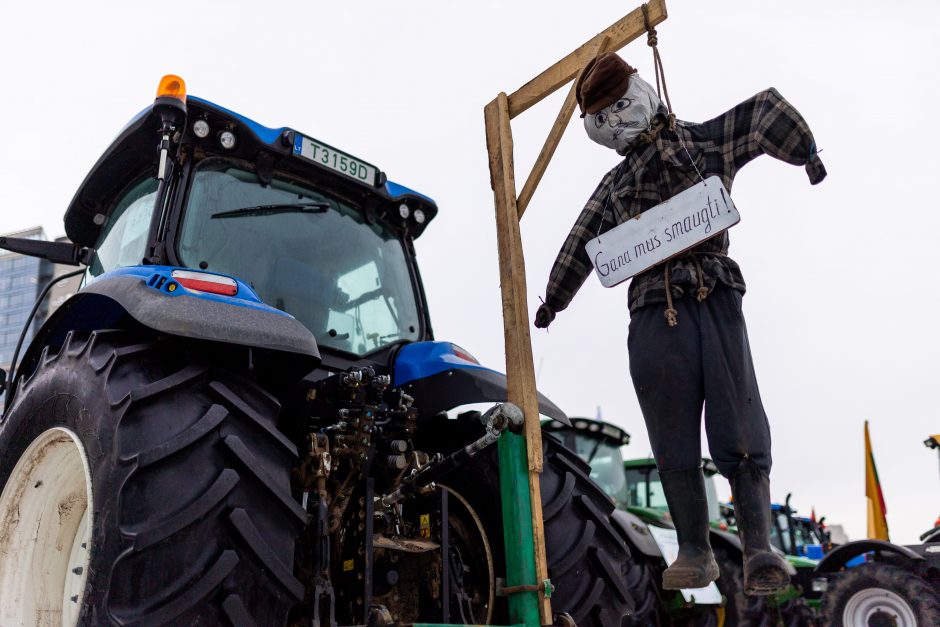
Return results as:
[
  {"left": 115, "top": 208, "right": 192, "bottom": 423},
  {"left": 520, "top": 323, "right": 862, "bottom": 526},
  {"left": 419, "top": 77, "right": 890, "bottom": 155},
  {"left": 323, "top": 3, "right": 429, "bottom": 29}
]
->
[
  {"left": 693, "top": 256, "right": 709, "bottom": 302},
  {"left": 642, "top": 3, "right": 676, "bottom": 132},
  {"left": 636, "top": 114, "right": 669, "bottom": 146},
  {"left": 663, "top": 264, "right": 678, "bottom": 327},
  {"left": 661, "top": 252, "right": 729, "bottom": 326}
]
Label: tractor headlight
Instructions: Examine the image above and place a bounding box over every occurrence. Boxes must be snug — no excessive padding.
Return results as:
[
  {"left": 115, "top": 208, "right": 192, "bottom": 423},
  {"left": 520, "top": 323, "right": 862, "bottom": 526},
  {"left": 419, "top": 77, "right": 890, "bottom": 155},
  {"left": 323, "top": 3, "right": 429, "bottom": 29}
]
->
[
  {"left": 193, "top": 120, "right": 210, "bottom": 138},
  {"left": 398, "top": 204, "right": 410, "bottom": 219},
  {"left": 413, "top": 209, "right": 426, "bottom": 224},
  {"left": 812, "top": 578, "right": 828, "bottom": 593},
  {"left": 219, "top": 130, "right": 237, "bottom": 150}
]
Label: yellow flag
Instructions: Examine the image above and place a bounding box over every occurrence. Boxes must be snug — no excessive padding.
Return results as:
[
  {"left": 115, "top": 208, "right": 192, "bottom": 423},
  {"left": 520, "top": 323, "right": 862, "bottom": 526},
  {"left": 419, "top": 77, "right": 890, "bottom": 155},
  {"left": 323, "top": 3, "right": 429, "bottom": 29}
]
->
[{"left": 865, "top": 421, "right": 889, "bottom": 541}]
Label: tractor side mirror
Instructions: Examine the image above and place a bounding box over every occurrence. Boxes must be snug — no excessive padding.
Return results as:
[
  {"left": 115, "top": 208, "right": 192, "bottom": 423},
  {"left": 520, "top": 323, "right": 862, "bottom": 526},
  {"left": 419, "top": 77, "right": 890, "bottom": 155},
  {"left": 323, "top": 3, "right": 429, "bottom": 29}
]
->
[{"left": 0, "top": 237, "right": 91, "bottom": 266}]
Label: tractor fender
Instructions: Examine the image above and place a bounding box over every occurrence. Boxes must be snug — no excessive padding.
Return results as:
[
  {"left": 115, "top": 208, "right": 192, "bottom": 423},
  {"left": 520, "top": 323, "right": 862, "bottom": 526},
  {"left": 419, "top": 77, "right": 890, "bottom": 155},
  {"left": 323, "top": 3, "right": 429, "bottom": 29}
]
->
[
  {"left": 815, "top": 539, "right": 925, "bottom": 574},
  {"left": 17, "top": 268, "right": 319, "bottom": 385},
  {"left": 611, "top": 510, "right": 663, "bottom": 560},
  {"left": 393, "top": 341, "right": 569, "bottom": 425},
  {"left": 709, "top": 526, "right": 744, "bottom": 554}
]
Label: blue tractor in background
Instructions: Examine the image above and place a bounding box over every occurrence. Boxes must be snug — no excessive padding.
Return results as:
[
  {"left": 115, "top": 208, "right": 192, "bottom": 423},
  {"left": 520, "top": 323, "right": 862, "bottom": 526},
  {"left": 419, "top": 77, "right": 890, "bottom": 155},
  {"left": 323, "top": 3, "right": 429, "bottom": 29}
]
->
[{"left": 0, "top": 77, "right": 633, "bottom": 626}]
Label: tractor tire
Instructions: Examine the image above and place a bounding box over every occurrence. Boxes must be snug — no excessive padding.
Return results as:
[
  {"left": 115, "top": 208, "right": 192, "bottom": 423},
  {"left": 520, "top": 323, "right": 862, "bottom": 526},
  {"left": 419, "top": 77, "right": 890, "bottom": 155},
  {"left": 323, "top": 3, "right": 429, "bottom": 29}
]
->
[
  {"left": 713, "top": 544, "right": 774, "bottom": 627},
  {"left": 777, "top": 597, "right": 818, "bottom": 627},
  {"left": 625, "top": 558, "right": 661, "bottom": 626},
  {"left": 820, "top": 562, "right": 940, "bottom": 627},
  {"left": 451, "top": 433, "right": 635, "bottom": 627},
  {"left": 0, "top": 330, "right": 305, "bottom": 626}
]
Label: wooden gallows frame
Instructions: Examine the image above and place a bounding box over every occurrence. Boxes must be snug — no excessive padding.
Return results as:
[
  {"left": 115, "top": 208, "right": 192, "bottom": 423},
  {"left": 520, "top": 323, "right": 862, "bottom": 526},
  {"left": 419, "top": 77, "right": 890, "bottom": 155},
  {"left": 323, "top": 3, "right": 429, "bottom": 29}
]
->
[{"left": 483, "top": 1, "right": 668, "bottom": 624}]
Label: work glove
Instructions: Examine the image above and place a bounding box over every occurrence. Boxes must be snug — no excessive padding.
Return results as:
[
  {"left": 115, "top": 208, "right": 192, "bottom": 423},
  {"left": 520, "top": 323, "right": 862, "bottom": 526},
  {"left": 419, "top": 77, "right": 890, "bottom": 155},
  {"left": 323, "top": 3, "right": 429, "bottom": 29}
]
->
[{"left": 534, "top": 303, "right": 555, "bottom": 329}]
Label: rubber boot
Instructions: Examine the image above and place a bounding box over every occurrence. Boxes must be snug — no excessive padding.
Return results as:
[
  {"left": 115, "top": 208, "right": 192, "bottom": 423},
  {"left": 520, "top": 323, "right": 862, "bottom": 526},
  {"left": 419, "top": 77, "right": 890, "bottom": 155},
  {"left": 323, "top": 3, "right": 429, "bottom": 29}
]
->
[
  {"left": 730, "top": 460, "right": 790, "bottom": 595},
  {"left": 659, "top": 467, "right": 720, "bottom": 590}
]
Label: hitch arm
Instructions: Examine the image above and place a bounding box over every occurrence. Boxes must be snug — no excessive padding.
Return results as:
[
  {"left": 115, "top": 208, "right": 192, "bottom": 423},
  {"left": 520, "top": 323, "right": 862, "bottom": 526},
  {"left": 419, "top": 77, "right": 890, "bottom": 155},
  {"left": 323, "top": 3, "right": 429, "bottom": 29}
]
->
[{"left": 379, "top": 403, "right": 523, "bottom": 507}]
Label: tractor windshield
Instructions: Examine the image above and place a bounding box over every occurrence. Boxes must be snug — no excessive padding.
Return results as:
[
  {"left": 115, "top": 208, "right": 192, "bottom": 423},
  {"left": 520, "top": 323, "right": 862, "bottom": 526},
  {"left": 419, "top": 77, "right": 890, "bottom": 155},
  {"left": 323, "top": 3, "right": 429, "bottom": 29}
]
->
[
  {"left": 624, "top": 465, "right": 722, "bottom": 523},
  {"left": 177, "top": 158, "right": 421, "bottom": 356},
  {"left": 568, "top": 434, "right": 628, "bottom": 507},
  {"left": 771, "top": 511, "right": 793, "bottom": 554},
  {"left": 88, "top": 177, "right": 159, "bottom": 277}
]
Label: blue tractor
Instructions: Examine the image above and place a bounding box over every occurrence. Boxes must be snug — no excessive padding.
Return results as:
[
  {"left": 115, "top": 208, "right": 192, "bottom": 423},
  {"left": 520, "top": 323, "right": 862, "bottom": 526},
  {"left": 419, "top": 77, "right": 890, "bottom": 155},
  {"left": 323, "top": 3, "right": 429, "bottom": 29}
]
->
[{"left": 0, "top": 77, "right": 633, "bottom": 626}]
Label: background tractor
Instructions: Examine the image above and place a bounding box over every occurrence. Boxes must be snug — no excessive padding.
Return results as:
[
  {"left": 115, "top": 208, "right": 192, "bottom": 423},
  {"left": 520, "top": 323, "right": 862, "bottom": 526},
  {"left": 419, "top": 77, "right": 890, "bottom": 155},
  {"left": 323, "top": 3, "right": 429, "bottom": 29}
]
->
[
  {"left": 0, "top": 76, "right": 634, "bottom": 626},
  {"left": 804, "top": 435, "right": 940, "bottom": 626},
  {"left": 811, "top": 530, "right": 940, "bottom": 626}
]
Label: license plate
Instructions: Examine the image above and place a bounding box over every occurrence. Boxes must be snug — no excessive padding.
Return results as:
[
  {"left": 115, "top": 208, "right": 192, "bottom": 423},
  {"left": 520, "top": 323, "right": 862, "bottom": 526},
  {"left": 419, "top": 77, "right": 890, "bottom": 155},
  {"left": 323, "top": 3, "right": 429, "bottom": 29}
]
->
[
  {"left": 585, "top": 176, "right": 740, "bottom": 288},
  {"left": 293, "top": 135, "right": 379, "bottom": 186}
]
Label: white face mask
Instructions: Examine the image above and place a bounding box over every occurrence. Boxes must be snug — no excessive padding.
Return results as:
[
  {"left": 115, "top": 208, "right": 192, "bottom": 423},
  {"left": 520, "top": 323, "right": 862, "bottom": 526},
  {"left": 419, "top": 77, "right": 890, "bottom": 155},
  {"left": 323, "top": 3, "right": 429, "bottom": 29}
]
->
[{"left": 584, "top": 75, "right": 663, "bottom": 155}]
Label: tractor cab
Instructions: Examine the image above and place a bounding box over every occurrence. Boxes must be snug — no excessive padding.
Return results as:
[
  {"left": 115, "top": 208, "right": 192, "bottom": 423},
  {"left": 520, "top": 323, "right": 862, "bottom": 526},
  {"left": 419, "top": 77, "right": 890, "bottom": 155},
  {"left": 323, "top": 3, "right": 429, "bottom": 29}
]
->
[
  {"left": 769, "top": 499, "right": 827, "bottom": 559},
  {"left": 542, "top": 417, "right": 631, "bottom": 507},
  {"left": 69, "top": 77, "right": 436, "bottom": 367}
]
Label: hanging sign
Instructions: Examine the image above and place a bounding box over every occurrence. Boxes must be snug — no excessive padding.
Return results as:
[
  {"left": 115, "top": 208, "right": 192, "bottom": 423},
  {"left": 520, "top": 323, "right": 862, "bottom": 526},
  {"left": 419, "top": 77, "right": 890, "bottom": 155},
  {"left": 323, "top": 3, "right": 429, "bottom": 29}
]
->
[{"left": 585, "top": 176, "right": 740, "bottom": 288}]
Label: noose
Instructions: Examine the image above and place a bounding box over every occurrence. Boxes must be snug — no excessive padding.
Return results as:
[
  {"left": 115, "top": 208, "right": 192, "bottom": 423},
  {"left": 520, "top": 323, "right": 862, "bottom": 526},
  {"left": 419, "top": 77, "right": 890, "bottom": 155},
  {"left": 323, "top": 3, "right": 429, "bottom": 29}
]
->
[{"left": 642, "top": 3, "right": 676, "bottom": 132}]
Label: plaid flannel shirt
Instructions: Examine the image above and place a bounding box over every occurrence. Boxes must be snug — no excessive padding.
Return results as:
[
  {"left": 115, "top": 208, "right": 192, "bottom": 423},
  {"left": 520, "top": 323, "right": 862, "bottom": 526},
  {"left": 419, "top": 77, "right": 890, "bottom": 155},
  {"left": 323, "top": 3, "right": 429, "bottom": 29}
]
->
[{"left": 544, "top": 88, "right": 826, "bottom": 315}]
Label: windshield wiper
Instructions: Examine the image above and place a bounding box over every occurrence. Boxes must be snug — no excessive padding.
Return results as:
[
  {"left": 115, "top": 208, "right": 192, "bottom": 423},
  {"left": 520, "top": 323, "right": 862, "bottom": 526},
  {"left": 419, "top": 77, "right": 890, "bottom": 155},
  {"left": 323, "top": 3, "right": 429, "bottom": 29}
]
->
[{"left": 210, "top": 202, "right": 330, "bottom": 219}]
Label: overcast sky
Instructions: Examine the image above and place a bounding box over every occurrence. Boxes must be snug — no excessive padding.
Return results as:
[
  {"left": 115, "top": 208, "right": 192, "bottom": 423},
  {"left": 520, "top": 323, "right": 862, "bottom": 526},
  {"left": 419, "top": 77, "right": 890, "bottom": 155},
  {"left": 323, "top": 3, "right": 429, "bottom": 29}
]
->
[{"left": 1, "top": 0, "right": 938, "bottom": 544}]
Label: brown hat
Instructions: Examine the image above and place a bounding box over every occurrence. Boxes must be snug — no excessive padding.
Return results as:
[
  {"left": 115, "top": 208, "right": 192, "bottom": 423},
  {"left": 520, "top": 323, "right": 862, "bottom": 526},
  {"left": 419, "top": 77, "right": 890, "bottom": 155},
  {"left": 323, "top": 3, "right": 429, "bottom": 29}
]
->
[{"left": 576, "top": 52, "right": 636, "bottom": 118}]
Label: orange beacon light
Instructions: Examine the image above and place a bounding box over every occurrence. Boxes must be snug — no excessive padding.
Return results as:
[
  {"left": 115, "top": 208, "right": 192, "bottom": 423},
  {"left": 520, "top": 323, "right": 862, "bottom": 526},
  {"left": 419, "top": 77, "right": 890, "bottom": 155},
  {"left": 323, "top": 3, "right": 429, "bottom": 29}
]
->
[{"left": 156, "top": 75, "right": 186, "bottom": 102}]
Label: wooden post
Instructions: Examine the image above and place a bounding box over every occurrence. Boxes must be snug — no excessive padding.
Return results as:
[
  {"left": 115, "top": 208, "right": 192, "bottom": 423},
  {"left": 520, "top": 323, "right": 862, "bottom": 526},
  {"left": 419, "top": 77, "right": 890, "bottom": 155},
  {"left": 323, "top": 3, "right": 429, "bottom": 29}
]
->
[
  {"left": 484, "top": 2, "right": 668, "bottom": 624},
  {"left": 485, "top": 92, "right": 552, "bottom": 621}
]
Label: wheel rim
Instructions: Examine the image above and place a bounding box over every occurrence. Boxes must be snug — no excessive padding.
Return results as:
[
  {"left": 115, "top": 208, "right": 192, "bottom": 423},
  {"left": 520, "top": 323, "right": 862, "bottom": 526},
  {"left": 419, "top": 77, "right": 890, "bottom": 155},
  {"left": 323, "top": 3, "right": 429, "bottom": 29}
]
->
[
  {"left": 843, "top": 587, "right": 918, "bottom": 627},
  {"left": 0, "top": 427, "right": 93, "bottom": 627}
]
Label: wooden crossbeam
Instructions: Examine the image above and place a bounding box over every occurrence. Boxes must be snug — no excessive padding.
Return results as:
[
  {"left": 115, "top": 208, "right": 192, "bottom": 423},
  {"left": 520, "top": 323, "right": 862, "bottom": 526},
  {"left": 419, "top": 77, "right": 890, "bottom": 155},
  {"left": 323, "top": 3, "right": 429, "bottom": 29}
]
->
[
  {"left": 507, "top": 0, "right": 667, "bottom": 119},
  {"left": 516, "top": 35, "right": 610, "bottom": 219}
]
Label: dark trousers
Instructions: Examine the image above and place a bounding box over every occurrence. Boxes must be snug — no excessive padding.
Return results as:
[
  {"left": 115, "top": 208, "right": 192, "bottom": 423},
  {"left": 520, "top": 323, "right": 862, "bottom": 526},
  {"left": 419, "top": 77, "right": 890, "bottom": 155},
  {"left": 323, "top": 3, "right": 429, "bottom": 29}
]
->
[{"left": 628, "top": 284, "right": 771, "bottom": 478}]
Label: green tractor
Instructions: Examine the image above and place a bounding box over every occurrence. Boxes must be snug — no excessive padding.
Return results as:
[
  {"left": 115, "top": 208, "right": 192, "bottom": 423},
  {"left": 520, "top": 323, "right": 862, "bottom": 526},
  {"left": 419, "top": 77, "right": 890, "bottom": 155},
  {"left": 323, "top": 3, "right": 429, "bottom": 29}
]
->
[{"left": 544, "top": 417, "right": 824, "bottom": 626}]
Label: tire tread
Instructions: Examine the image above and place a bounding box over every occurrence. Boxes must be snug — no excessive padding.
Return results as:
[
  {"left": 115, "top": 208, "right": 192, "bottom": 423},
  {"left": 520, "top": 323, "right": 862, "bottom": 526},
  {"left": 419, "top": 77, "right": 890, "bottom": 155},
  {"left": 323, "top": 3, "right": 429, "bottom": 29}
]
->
[{"left": 0, "top": 330, "right": 304, "bottom": 626}]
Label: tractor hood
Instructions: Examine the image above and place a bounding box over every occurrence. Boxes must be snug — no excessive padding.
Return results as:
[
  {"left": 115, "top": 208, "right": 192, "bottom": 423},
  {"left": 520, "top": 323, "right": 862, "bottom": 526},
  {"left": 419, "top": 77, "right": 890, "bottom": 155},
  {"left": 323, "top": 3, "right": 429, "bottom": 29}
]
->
[
  {"left": 64, "top": 96, "right": 438, "bottom": 248},
  {"left": 393, "top": 341, "right": 569, "bottom": 425}
]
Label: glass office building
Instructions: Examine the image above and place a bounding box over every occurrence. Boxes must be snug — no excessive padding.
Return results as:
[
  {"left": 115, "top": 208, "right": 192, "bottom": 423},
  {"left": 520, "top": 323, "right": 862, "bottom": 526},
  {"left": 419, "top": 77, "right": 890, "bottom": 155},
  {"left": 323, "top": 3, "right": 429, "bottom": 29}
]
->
[{"left": 0, "top": 228, "right": 58, "bottom": 373}]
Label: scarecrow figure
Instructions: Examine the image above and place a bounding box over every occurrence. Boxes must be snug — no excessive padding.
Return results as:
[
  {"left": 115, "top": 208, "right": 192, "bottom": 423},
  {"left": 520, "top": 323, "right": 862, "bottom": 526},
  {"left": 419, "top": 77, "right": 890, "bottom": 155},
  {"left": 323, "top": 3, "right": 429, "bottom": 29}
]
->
[{"left": 535, "top": 52, "right": 825, "bottom": 594}]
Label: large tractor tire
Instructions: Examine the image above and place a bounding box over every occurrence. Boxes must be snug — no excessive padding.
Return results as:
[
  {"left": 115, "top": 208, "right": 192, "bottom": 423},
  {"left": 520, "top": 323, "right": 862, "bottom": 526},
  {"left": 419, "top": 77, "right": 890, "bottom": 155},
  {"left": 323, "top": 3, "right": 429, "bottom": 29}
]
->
[
  {"left": 450, "top": 434, "right": 635, "bottom": 627},
  {"left": 820, "top": 562, "right": 940, "bottom": 627},
  {"left": 0, "top": 330, "right": 305, "bottom": 626}
]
